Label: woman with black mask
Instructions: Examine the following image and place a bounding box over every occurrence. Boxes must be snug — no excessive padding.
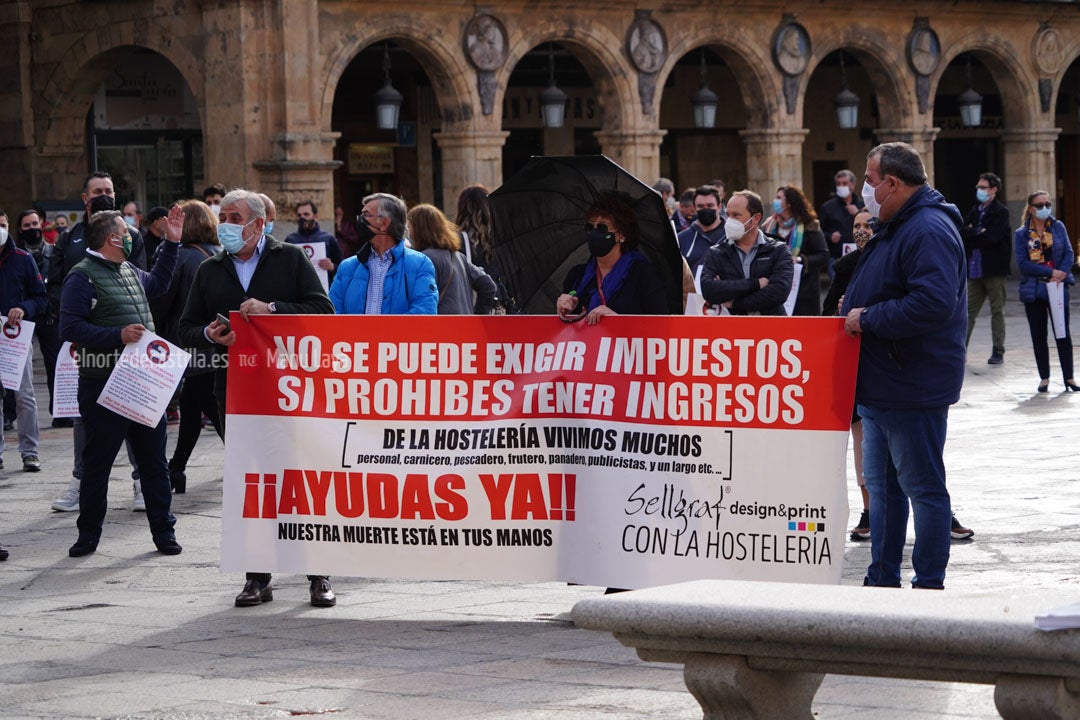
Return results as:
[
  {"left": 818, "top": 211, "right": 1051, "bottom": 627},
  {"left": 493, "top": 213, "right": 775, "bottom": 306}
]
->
[{"left": 555, "top": 194, "right": 667, "bottom": 325}]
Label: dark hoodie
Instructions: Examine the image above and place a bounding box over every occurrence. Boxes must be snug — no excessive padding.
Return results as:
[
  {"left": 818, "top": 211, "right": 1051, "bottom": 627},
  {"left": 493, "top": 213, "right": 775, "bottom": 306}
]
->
[{"left": 841, "top": 185, "right": 967, "bottom": 409}]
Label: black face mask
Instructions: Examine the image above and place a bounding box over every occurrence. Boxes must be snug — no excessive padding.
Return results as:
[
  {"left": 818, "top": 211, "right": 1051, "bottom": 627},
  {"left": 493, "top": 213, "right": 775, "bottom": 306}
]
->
[
  {"left": 696, "top": 208, "right": 718, "bottom": 227},
  {"left": 355, "top": 216, "right": 377, "bottom": 244},
  {"left": 88, "top": 195, "right": 116, "bottom": 214},
  {"left": 18, "top": 228, "right": 43, "bottom": 250},
  {"left": 586, "top": 227, "right": 617, "bottom": 258},
  {"left": 298, "top": 218, "right": 318, "bottom": 235}
]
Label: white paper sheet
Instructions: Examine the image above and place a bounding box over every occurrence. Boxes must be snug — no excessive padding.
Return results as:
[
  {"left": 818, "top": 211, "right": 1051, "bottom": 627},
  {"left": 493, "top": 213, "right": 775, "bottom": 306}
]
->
[
  {"left": 0, "top": 316, "right": 35, "bottom": 391},
  {"left": 97, "top": 331, "right": 191, "bottom": 427}
]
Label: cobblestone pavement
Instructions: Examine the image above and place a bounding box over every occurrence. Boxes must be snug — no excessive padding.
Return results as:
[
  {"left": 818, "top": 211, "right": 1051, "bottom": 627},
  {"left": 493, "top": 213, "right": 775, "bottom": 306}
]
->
[{"left": 1, "top": 288, "right": 1078, "bottom": 719}]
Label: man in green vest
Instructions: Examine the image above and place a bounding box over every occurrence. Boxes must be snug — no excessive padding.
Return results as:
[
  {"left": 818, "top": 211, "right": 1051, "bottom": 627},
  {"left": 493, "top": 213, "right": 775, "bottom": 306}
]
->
[{"left": 59, "top": 208, "right": 184, "bottom": 558}]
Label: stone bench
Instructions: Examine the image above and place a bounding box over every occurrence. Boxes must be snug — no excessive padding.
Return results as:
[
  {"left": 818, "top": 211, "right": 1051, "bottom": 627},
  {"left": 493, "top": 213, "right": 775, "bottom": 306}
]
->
[{"left": 571, "top": 579, "right": 1080, "bottom": 720}]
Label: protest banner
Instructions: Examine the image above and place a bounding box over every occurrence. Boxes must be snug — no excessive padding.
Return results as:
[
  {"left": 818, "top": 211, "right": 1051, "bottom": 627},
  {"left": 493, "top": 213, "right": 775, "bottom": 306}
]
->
[
  {"left": 52, "top": 342, "right": 80, "bottom": 418},
  {"left": 222, "top": 315, "right": 859, "bottom": 588},
  {"left": 97, "top": 331, "right": 191, "bottom": 427},
  {"left": 0, "top": 317, "right": 35, "bottom": 391}
]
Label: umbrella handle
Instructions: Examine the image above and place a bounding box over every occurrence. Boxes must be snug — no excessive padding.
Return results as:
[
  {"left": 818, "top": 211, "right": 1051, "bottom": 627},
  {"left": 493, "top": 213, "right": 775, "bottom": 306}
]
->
[
  {"left": 559, "top": 290, "right": 587, "bottom": 323},
  {"left": 559, "top": 309, "right": 587, "bottom": 323}
]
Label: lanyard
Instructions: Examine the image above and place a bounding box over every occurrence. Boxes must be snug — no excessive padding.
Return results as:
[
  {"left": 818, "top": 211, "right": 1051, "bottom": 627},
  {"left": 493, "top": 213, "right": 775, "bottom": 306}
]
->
[{"left": 594, "top": 265, "right": 607, "bottom": 307}]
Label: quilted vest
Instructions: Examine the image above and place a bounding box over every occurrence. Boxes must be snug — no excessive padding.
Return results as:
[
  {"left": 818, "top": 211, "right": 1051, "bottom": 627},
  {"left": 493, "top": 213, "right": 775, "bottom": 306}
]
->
[{"left": 70, "top": 256, "right": 155, "bottom": 378}]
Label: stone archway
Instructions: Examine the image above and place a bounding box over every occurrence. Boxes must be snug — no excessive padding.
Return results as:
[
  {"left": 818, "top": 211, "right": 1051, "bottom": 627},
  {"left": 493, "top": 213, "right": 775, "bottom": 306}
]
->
[
  {"left": 930, "top": 35, "right": 1043, "bottom": 208},
  {"left": 495, "top": 23, "right": 638, "bottom": 180},
  {"left": 34, "top": 24, "right": 205, "bottom": 202},
  {"left": 321, "top": 23, "right": 481, "bottom": 210},
  {"left": 799, "top": 36, "right": 911, "bottom": 205}
]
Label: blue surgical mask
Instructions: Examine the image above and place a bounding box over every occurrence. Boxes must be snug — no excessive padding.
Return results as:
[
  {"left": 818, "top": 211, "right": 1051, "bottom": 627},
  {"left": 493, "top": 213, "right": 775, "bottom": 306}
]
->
[
  {"left": 123, "top": 215, "right": 137, "bottom": 228},
  {"left": 975, "top": 188, "right": 990, "bottom": 203},
  {"left": 772, "top": 198, "right": 784, "bottom": 215},
  {"left": 218, "top": 220, "right": 254, "bottom": 253},
  {"left": 1035, "top": 206, "right": 1052, "bottom": 221},
  {"left": 264, "top": 221, "right": 274, "bottom": 237}
]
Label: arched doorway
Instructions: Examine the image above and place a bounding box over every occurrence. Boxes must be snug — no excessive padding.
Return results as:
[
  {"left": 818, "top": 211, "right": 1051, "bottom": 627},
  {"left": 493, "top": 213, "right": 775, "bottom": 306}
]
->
[
  {"left": 89, "top": 48, "right": 203, "bottom": 212},
  {"left": 658, "top": 46, "right": 748, "bottom": 197},
  {"left": 1055, "top": 59, "right": 1080, "bottom": 244},
  {"left": 802, "top": 50, "right": 877, "bottom": 209},
  {"left": 331, "top": 40, "right": 439, "bottom": 215},
  {"left": 501, "top": 43, "right": 601, "bottom": 180},
  {"left": 932, "top": 53, "right": 1004, "bottom": 208}
]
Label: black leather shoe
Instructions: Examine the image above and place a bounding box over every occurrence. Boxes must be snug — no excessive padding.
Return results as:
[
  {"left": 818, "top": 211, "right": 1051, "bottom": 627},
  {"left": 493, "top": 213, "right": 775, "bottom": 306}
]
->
[
  {"left": 1067, "top": 382, "right": 1080, "bottom": 392},
  {"left": 0, "top": 544, "right": 8, "bottom": 561},
  {"left": 235, "top": 579, "right": 273, "bottom": 607},
  {"left": 68, "top": 536, "right": 98, "bottom": 557},
  {"left": 155, "top": 538, "right": 183, "bottom": 555},
  {"left": 309, "top": 577, "right": 336, "bottom": 607},
  {"left": 170, "top": 468, "right": 187, "bottom": 494}
]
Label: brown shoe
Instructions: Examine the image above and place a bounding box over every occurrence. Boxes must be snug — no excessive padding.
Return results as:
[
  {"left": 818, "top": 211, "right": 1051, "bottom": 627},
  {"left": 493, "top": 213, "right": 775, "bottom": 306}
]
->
[
  {"left": 234, "top": 579, "right": 273, "bottom": 607},
  {"left": 309, "top": 577, "right": 336, "bottom": 607}
]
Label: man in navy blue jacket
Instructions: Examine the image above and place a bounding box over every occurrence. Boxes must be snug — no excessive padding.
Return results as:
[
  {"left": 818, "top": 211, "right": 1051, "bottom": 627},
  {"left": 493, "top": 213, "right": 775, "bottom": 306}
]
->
[
  {"left": 59, "top": 209, "right": 181, "bottom": 558},
  {"left": 0, "top": 217, "right": 47, "bottom": 472},
  {"left": 841, "top": 142, "right": 967, "bottom": 590},
  {"left": 285, "top": 199, "right": 343, "bottom": 285}
]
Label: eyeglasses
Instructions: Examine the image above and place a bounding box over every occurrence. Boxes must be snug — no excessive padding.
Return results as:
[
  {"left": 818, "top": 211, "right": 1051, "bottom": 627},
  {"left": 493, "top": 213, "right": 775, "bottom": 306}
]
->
[
  {"left": 975, "top": 186, "right": 991, "bottom": 191},
  {"left": 360, "top": 211, "right": 377, "bottom": 220},
  {"left": 1031, "top": 203, "right": 1052, "bottom": 209},
  {"left": 584, "top": 222, "right": 611, "bottom": 234}
]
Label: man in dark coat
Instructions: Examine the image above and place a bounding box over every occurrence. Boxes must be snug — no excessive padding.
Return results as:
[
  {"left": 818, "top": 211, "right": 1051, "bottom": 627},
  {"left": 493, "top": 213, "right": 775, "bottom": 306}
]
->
[
  {"left": 178, "top": 188, "right": 335, "bottom": 610},
  {"left": 961, "top": 172, "right": 1011, "bottom": 364}
]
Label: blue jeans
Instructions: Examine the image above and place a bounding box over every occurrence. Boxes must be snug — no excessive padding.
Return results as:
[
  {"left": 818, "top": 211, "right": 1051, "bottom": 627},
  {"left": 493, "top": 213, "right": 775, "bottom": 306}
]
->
[{"left": 858, "top": 405, "right": 951, "bottom": 589}]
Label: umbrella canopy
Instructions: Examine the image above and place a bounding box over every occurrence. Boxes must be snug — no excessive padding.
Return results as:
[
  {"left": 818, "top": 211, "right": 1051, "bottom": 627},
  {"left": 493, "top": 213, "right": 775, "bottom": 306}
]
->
[{"left": 488, "top": 155, "right": 684, "bottom": 314}]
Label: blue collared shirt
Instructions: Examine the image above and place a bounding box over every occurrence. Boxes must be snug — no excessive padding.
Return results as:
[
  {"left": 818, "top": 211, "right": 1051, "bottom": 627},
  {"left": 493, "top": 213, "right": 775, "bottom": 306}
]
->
[
  {"left": 364, "top": 246, "right": 394, "bottom": 314},
  {"left": 230, "top": 235, "right": 266, "bottom": 292}
]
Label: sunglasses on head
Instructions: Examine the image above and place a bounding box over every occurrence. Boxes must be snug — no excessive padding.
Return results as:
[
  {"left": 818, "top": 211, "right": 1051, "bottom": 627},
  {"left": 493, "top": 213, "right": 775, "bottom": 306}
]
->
[
  {"left": 1031, "top": 203, "right": 1052, "bottom": 209},
  {"left": 584, "top": 222, "right": 611, "bottom": 234}
]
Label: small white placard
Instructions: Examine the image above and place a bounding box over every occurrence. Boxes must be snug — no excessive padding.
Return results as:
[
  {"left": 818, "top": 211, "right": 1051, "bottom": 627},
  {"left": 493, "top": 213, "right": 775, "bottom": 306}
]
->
[{"left": 97, "top": 331, "right": 190, "bottom": 427}]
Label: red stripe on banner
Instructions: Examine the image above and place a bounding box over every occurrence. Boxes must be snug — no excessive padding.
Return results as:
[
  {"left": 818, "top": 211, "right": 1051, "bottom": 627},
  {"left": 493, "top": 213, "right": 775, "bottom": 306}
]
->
[{"left": 224, "top": 315, "right": 858, "bottom": 432}]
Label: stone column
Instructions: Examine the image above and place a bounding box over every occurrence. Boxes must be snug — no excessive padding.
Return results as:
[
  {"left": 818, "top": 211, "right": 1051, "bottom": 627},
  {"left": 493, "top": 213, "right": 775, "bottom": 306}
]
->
[
  {"left": 1001, "top": 128, "right": 1061, "bottom": 204},
  {"left": 594, "top": 129, "right": 666, "bottom": 185},
  {"left": 0, "top": 1, "right": 36, "bottom": 208},
  {"left": 433, "top": 130, "right": 509, "bottom": 215},
  {"left": 738, "top": 129, "right": 809, "bottom": 195},
  {"left": 874, "top": 128, "right": 941, "bottom": 185}
]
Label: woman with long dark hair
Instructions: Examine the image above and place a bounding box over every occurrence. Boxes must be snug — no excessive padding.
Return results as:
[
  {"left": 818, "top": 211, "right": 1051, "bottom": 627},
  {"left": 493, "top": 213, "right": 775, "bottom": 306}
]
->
[
  {"left": 455, "top": 184, "right": 515, "bottom": 312},
  {"left": 761, "top": 186, "right": 828, "bottom": 316}
]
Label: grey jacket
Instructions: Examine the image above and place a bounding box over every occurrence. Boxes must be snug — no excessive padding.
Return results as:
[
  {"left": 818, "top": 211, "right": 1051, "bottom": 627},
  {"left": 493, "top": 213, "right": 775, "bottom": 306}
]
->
[{"left": 423, "top": 248, "right": 497, "bottom": 314}]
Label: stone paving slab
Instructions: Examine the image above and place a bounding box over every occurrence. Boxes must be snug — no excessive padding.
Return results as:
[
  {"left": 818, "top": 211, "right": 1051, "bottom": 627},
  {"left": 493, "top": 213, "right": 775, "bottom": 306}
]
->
[{"left": 1, "top": 287, "right": 1079, "bottom": 718}]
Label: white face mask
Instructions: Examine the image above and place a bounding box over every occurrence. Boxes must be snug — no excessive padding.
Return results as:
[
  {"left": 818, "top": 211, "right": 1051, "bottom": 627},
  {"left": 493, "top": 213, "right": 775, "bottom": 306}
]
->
[
  {"left": 724, "top": 216, "right": 749, "bottom": 241},
  {"left": 861, "top": 180, "right": 889, "bottom": 219},
  {"left": 209, "top": 204, "right": 221, "bottom": 218},
  {"left": 835, "top": 185, "right": 851, "bottom": 199},
  {"left": 0, "top": 227, "right": 7, "bottom": 246}
]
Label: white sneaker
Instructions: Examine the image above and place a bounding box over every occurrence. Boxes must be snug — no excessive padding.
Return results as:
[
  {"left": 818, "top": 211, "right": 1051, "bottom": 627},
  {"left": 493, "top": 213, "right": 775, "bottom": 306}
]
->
[
  {"left": 133, "top": 482, "right": 146, "bottom": 512},
  {"left": 52, "top": 487, "right": 80, "bottom": 512}
]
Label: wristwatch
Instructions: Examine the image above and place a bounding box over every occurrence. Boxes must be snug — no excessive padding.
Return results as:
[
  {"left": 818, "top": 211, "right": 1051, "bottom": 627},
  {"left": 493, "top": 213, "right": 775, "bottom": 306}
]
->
[{"left": 268, "top": 302, "right": 277, "bottom": 314}]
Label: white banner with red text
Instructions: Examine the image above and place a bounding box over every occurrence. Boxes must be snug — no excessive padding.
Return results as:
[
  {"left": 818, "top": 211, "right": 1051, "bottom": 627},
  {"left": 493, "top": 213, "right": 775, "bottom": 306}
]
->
[{"left": 221, "top": 315, "right": 859, "bottom": 588}]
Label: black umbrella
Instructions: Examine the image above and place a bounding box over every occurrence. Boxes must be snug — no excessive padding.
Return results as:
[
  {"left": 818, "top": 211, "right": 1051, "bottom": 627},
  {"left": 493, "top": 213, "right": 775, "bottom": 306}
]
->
[{"left": 488, "top": 155, "right": 683, "bottom": 315}]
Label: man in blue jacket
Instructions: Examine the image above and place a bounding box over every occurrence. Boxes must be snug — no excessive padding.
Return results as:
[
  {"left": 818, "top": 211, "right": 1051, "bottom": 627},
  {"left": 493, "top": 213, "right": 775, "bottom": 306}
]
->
[
  {"left": 328, "top": 193, "right": 437, "bottom": 315},
  {"left": 841, "top": 142, "right": 967, "bottom": 590},
  {"left": 0, "top": 216, "right": 47, "bottom": 472}
]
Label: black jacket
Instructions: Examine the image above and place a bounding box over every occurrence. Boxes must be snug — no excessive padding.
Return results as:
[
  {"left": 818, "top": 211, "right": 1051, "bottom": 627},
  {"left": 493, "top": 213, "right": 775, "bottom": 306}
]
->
[
  {"left": 822, "top": 248, "right": 862, "bottom": 316},
  {"left": 818, "top": 195, "right": 865, "bottom": 259},
  {"left": 700, "top": 234, "right": 794, "bottom": 315},
  {"left": 178, "top": 236, "right": 333, "bottom": 397},
  {"left": 150, "top": 242, "right": 222, "bottom": 375},
  {"left": 961, "top": 199, "right": 1012, "bottom": 277},
  {"left": 562, "top": 255, "right": 668, "bottom": 315}
]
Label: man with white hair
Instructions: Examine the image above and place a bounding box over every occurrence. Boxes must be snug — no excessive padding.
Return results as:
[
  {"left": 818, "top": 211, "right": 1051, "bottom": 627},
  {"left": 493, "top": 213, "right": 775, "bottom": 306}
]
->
[{"left": 178, "top": 188, "right": 335, "bottom": 607}]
